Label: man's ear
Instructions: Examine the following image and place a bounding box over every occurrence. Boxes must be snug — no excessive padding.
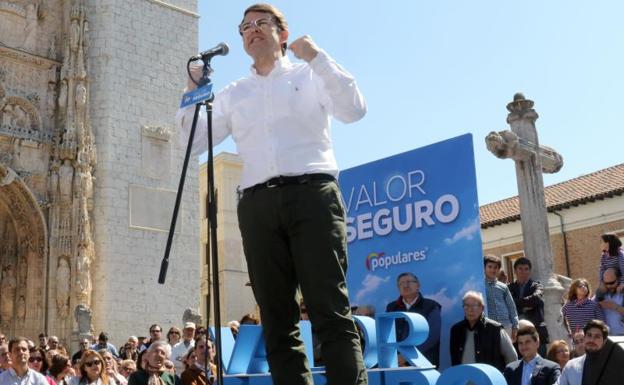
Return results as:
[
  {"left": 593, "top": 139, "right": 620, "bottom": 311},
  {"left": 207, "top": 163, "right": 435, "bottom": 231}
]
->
[{"left": 279, "top": 29, "right": 289, "bottom": 46}]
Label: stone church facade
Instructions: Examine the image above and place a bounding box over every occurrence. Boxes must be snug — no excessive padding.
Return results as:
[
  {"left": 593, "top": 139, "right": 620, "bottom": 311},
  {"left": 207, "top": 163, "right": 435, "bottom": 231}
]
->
[{"left": 0, "top": 0, "right": 200, "bottom": 347}]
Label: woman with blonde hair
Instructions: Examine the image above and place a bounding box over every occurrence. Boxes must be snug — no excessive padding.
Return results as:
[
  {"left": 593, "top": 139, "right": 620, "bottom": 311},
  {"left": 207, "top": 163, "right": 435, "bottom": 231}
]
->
[
  {"left": 98, "top": 350, "right": 127, "bottom": 385},
  {"left": 561, "top": 278, "right": 605, "bottom": 336},
  {"left": 545, "top": 340, "right": 570, "bottom": 369},
  {"left": 68, "top": 350, "right": 109, "bottom": 385}
]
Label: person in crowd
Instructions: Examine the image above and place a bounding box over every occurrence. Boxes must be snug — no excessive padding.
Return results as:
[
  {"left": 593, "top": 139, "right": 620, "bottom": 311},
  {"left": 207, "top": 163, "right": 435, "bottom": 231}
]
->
[
  {"left": 561, "top": 278, "right": 605, "bottom": 337},
  {"left": 67, "top": 350, "right": 108, "bottom": 385},
  {"left": 484, "top": 255, "right": 519, "bottom": 341},
  {"left": 598, "top": 233, "right": 624, "bottom": 292},
  {"left": 385, "top": 272, "right": 441, "bottom": 366},
  {"left": 450, "top": 290, "right": 517, "bottom": 371},
  {"left": 546, "top": 340, "right": 571, "bottom": 369},
  {"left": 570, "top": 331, "right": 585, "bottom": 358},
  {"left": 118, "top": 340, "right": 138, "bottom": 363},
  {"left": 181, "top": 348, "right": 196, "bottom": 373},
  {"left": 139, "top": 325, "right": 163, "bottom": 353},
  {"left": 227, "top": 321, "right": 240, "bottom": 339},
  {"left": 136, "top": 351, "right": 148, "bottom": 372},
  {"left": 118, "top": 360, "right": 136, "bottom": 379},
  {"left": 99, "top": 350, "right": 126, "bottom": 385},
  {"left": 136, "top": 338, "right": 147, "bottom": 349},
  {"left": 503, "top": 326, "right": 561, "bottom": 385},
  {"left": 498, "top": 269, "right": 509, "bottom": 284},
  {"left": 49, "top": 355, "right": 74, "bottom": 385},
  {"left": 166, "top": 328, "right": 181, "bottom": 347},
  {"left": 503, "top": 326, "right": 560, "bottom": 385},
  {"left": 28, "top": 347, "right": 56, "bottom": 385},
  {"left": 0, "top": 338, "right": 48, "bottom": 385},
  {"left": 163, "top": 361, "right": 175, "bottom": 376},
  {"left": 239, "top": 314, "right": 259, "bottom": 325},
  {"left": 171, "top": 323, "right": 195, "bottom": 376},
  {"left": 0, "top": 344, "right": 11, "bottom": 373},
  {"left": 180, "top": 336, "right": 215, "bottom": 385},
  {"left": 47, "top": 337, "right": 60, "bottom": 352},
  {"left": 92, "top": 333, "right": 118, "bottom": 358},
  {"left": 73, "top": 338, "right": 89, "bottom": 363},
  {"left": 557, "top": 319, "right": 624, "bottom": 385},
  {"left": 595, "top": 268, "right": 624, "bottom": 335},
  {"left": 38, "top": 334, "right": 49, "bottom": 352},
  {"left": 508, "top": 257, "right": 549, "bottom": 354},
  {"left": 128, "top": 341, "right": 175, "bottom": 385},
  {"left": 178, "top": 4, "right": 368, "bottom": 384}
]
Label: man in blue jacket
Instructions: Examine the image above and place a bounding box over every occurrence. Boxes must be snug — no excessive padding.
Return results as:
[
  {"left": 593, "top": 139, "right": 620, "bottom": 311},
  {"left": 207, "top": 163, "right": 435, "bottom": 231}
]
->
[{"left": 503, "top": 325, "right": 560, "bottom": 385}]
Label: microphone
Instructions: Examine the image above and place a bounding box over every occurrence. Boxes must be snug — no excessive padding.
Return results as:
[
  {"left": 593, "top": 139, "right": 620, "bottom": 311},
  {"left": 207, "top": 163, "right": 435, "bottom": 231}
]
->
[{"left": 191, "top": 42, "right": 229, "bottom": 61}]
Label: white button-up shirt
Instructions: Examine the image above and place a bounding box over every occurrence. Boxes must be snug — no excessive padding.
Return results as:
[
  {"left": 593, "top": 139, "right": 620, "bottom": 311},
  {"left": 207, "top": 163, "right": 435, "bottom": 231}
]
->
[
  {"left": 0, "top": 368, "right": 48, "bottom": 385},
  {"left": 176, "top": 51, "right": 366, "bottom": 189}
]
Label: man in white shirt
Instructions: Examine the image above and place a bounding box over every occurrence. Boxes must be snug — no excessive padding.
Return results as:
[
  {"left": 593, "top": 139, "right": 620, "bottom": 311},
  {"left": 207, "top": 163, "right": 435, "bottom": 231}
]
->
[
  {"left": 171, "top": 322, "right": 195, "bottom": 376},
  {"left": 0, "top": 338, "right": 47, "bottom": 385},
  {"left": 177, "top": 4, "right": 367, "bottom": 385}
]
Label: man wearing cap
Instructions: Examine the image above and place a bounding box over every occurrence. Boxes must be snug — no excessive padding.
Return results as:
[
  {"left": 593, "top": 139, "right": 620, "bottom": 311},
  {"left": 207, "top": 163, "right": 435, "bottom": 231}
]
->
[{"left": 171, "top": 323, "right": 195, "bottom": 376}]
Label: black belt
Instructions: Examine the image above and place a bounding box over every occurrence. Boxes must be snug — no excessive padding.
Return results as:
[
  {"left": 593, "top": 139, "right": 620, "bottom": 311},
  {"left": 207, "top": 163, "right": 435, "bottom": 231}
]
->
[{"left": 244, "top": 173, "right": 336, "bottom": 193}]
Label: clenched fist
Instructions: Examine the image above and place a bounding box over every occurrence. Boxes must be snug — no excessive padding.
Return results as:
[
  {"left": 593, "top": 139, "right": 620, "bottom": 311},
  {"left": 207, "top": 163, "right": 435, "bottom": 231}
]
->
[{"left": 288, "top": 35, "right": 320, "bottom": 62}]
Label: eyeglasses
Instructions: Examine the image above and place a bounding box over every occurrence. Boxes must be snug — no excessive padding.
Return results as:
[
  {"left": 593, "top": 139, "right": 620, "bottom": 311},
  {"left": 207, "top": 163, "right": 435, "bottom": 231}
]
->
[
  {"left": 29, "top": 357, "right": 43, "bottom": 363},
  {"left": 604, "top": 280, "right": 618, "bottom": 286},
  {"left": 84, "top": 360, "right": 102, "bottom": 368},
  {"left": 463, "top": 303, "right": 482, "bottom": 310},
  {"left": 170, "top": 331, "right": 180, "bottom": 335},
  {"left": 398, "top": 280, "right": 418, "bottom": 287},
  {"left": 238, "top": 17, "right": 276, "bottom": 34}
]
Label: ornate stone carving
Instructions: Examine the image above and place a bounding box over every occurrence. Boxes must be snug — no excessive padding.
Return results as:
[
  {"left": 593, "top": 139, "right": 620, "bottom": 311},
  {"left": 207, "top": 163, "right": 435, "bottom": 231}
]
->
[
  {"left": 74, "top": 304, "right": 92, "bottom": 334},
  {"left": 142, "top": 125, "right": 173, "bottom": 141},
  {"left": 56, "top": 258, "right": 70, "bottom": 318},
  {"left": 16, "top": 295, "right": 26, "bottom": 322},
  {"left": 58, "top": 159, "right": 73, "bottom": 205},
  {"left": 0, "top": 163, "right": 16, "bottom": 186},
  {"left": 22, "top": 3, "right": 39, "bottom": 51},
  {"left": 0, "top": 263, "right": 16, "bottom": 327},
  {"left": 75, "top": 245, "right": 91, "bottom": 304},
  {"left": 182, "top": 308, "right": 203, "bottom": 326}
]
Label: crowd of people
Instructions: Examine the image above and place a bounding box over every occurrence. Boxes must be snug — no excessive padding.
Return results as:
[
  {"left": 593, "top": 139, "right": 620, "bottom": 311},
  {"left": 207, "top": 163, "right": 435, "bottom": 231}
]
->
[
  {"left": 0, "top": 322, "right": 221, "bottom": 385},
  {"left": 379, "top": 232, "right": 624, "bottom": 384}
]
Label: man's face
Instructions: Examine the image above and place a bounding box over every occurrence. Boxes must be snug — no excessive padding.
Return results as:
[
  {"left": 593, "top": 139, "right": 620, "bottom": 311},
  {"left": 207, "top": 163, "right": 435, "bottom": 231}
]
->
[
  {"left": 48, "top": 337, "right": 59, "bottom": 350},
  {"left": 584, "top": 328, "right": 606, "bottom": 353},
  {"left": 150, "top": 326, "right": 162, "bottom": 341},
  {"left": 514, "top": 264, "right": 531, "bottom": 284},
  {"left": 603, "top": 271, "right": 618, "bottom": 293},
  {"left": 148, "top": 347, "right": 167, "bottom": 368},
  {"left": 484, "top": 262, "right": 500, "bottom": 280},
  {"left": 38, "top": 336, "right": 47, "bottom": 347},
  {"left": 80, "top": 339, "right": 90, "bottom": 351},
  {"left": 517, "top": 334, "right": 539, "bottom": 360},
  {"left": 463, "top": 298, "right": 484, "bottom": 323},
  {"left": 398, "top": 275, "right": 419, "bottom": 299},
  {"left": 10, "top": 341, "right": 29, "bottom": 367},
  {"left": 183, "top": 327, "right": 195, "bottom": 341},
  {"left": 0, "top": 346, "right": 11, "bottom": 369},
  {"left": 240, "top": 11, "right": 288, "bottom": 60},
  {"left": 128, "top": 338, "right": 138, "bottom": 349}
]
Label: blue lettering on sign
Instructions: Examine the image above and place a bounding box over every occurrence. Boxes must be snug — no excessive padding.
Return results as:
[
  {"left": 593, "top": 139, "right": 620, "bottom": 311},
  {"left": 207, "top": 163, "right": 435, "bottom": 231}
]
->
[
  {"left": 180, "top": 83, "right": 214, "bottom": 108},
  {"left": 216, "top": 312, "right": 507, "bottom": 385}
]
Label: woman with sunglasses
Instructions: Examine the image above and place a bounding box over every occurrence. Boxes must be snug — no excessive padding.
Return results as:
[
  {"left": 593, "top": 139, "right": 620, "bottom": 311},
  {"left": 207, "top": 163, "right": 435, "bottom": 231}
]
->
[
  {"left": 561, "top": 278, "right": 606, "bottom": 337},
  {"left": 29, "top": 347, "right": 57, "bottom": 385},
  {"left": 67, "top": 350, "right": 108, "bottom": 385},
  {"left": 98, "top": 350, "right": 127, "bottom": 385},
  {"left": 166, "top": 328, "right": 182, "bottom": 347}
]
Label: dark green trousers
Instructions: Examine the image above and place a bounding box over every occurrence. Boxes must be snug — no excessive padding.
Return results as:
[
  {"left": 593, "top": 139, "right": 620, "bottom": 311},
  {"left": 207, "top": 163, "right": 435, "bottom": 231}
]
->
[{"left": 237, "top": 179, "right": 368, "bottom": 385}]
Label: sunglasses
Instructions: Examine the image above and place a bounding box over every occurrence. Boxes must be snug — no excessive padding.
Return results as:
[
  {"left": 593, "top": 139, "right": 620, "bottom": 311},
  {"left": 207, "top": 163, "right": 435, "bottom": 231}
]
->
[
  {"left": 604, "top": 280, "right": 618, "bottom": 285},
  {"left": 84, "top": 360, "right": 102, "bottom": 368},
  {"left": 29, "top": 357, "right": 43, "bottom": 363}
]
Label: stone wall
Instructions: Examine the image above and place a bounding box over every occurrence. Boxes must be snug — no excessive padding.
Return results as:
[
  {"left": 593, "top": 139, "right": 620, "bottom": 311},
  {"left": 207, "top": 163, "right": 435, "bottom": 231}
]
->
[{"left": 86, "top": 0, "right": 200, "bottom": 345}]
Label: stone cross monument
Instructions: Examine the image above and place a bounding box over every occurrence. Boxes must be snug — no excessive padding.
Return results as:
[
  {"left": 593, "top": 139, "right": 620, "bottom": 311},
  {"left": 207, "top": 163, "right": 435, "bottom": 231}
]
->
[{"left": 485, "top": 93, "right": 568, "bottom": 341}]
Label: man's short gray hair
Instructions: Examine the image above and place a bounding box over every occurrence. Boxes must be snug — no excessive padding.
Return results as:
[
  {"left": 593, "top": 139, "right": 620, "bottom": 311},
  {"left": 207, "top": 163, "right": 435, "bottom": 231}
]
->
[
  {"left": 462, "top": 290, "right": 484, "bottom": 306},
  {"left": 147, "top": 340, "right": 171, "bottom": 358}
]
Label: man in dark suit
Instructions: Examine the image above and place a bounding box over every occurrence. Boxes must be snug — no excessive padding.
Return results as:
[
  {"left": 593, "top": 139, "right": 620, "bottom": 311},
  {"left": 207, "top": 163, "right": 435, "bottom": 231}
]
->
[
  {"left": 504, "top": 326, "right": 560, "bottom": 385},
  {"left": 508, "top": 257, "right": 549, "bottom": 354}
]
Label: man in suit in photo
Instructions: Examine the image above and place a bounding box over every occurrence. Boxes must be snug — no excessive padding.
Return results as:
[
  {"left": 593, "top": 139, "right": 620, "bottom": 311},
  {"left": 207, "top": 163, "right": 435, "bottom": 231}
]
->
[
  {"left": 508, "top": 257, "right": 549, "bottom": 354},
  {"left": 504, "top": 325, "right": 560, "bottom": 385}
]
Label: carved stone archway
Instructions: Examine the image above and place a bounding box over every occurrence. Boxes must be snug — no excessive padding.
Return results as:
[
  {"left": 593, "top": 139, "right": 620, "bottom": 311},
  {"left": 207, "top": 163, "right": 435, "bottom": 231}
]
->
[{"left": 0, "top": 163, "right": 47, "bottom": 338}]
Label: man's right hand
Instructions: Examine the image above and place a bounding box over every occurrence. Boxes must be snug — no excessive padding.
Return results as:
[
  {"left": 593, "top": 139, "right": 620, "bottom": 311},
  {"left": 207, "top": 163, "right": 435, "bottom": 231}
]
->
[{"left": 186, "top": 62, "right": 203, "bottom": 91}]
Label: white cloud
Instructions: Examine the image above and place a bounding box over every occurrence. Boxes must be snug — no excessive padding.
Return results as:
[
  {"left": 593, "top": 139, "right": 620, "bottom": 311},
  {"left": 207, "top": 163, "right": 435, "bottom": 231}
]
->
[
  {"left": 355, "top": 274, "right": 390, "bottom": 303},
  {"left": 444, "top": 218, "right": 481, "bottom": 245},
  {"left": 424, "top": 275, "right": 481, "bottom": 315}
]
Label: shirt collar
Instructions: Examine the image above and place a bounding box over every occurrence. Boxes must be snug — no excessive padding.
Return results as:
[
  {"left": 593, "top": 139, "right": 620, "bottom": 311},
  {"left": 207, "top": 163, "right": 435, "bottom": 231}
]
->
[
  {"left": 8, "top": 367, "right": 31, "bottom": 379},
  {"left": 523, "top": 354, "right": 539, "bottom": 365},
  {"left": 250, "top": 55, "right": 292, "bottom": 77}
]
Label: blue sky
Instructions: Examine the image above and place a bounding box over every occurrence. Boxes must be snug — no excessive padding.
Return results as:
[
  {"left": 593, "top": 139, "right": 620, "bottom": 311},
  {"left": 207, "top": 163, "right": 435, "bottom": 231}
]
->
[{"left": 196, "top": 1, "right": 624, "bottom": 205}]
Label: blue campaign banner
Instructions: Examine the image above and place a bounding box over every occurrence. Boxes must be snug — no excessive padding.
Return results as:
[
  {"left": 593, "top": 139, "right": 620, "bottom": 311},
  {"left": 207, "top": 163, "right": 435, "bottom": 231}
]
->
[
  {"left": 339, "top": 133, "right": 486, "bottom": 369},
  {"left": 180, "top": 83, "right": 213, "bottom": 108}
]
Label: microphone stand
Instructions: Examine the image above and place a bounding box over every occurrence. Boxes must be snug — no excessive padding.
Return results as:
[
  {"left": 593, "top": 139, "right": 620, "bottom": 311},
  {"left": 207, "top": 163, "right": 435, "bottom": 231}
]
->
[{"left": 158, "top": 58, "right": 224, "bottom": 385}]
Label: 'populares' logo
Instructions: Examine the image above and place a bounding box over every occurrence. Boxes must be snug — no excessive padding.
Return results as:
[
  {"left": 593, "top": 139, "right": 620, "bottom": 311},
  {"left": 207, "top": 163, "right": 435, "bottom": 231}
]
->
[
  {"left": 365, "top": 249, "right": 427, "bottom": 271},
  {"left": 365, "top": 252, "right": 385, "bottom": 271}
]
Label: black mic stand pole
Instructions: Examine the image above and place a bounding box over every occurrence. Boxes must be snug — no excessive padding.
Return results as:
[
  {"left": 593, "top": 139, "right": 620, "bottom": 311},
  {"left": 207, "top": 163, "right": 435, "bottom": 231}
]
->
[{"left": 158, "top": 58, "right": 224, "bottom": 385}]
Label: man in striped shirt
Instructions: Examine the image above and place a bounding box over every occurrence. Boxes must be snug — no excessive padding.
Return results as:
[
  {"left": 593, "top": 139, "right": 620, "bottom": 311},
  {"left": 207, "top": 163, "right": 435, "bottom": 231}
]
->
[{"left": 484, "top": 255, "right": 519, "bottom": 341}]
